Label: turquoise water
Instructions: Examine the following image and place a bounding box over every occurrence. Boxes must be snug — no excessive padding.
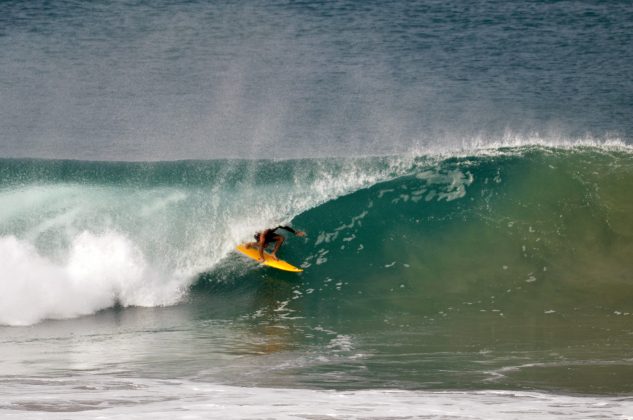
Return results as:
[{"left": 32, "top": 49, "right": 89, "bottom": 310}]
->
[
  {"left": 2, "top": 0, "right": 633, "bottom": 417},
  {"left": 1, "top": 147, "right": 632, "bottom": 398}
]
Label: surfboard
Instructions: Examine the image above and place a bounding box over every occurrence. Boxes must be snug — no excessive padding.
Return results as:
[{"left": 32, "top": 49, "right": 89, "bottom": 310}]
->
[{"left": 236, "top": 244, "right": 303, "bottom": 272}]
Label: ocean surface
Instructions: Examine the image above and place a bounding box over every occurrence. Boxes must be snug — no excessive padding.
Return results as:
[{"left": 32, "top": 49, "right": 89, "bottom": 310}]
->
[{"left": 2, "top": 1, "right": 633, "bottom": 419}]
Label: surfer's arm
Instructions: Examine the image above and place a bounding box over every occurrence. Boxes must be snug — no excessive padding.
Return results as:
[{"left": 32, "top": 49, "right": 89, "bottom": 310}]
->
[{"left": 276, "top": 226, "right": 306, "bottom": 237}]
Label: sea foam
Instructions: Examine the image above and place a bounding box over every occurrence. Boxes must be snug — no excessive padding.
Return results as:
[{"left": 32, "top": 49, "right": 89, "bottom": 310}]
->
[{"left": 0, "top": 232, "right": 184, "bottom": 326}]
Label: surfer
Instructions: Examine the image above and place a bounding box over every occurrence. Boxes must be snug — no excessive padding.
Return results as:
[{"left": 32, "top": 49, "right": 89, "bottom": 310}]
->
[{"left": 247, "top": 226, "right": 306, "bottom": 262}]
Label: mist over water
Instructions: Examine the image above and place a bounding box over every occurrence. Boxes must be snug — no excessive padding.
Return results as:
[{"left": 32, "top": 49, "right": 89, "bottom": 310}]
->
[{"left": 2, "top": 0, "right": 633, "bottom": 160}]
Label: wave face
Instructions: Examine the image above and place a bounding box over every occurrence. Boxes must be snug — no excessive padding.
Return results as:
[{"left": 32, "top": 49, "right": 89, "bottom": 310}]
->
[
  {"left": 289, "top": 146, "right": 633, "bottom": 323},
  {"left": 0, "top": 156, "right": 411, "bottom": 325},
  {"left": 1, "top": 146, "right": 632, "bottom": 328}
]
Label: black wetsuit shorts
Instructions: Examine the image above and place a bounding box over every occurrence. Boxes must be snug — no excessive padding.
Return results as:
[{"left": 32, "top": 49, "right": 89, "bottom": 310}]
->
[{"left": 254, "top": 226, "right": 296, "bottom": 245}]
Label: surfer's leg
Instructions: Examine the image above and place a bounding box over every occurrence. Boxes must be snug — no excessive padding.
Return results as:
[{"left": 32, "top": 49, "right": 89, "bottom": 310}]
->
[
  {"left": 270, "top": 235, "right": 284, "bottom": 260},
  {"left": 246, "top": 232, "right": 263, "bottom": 249}
]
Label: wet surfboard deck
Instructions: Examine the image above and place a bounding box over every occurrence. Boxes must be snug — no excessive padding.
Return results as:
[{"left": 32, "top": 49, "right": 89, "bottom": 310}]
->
[{"left": 236, "top": 244, "right": 303, "bottom": 272}]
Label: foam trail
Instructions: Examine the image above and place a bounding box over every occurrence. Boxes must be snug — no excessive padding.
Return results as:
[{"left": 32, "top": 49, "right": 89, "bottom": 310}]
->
[{"left": 1, "top": 377, "right": 632, "bottom": 419}]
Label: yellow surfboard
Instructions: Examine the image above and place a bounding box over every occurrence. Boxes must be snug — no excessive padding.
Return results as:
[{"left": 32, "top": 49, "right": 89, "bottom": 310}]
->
[{"left": 236, "top": 244, "right": 303, "bottom": 272}]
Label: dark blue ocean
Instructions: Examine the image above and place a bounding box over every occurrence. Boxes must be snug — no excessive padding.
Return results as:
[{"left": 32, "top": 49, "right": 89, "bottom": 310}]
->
[
  {"left": 1, "top": 1, "right": 633, "bottom": 418},
  {"left": 2, "top": 0, "right": 632, "bottom": 160}
]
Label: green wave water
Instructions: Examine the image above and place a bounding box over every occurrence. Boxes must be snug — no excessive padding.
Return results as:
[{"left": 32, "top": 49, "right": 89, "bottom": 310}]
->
[
  {"left": 0, "top": 154, "right": 413, "bottom": 325},
  {"left": 2, "top": 146, "right": 633, "bottom": 393},
  {"left": 199, "top": 145, "right": 633, "bottom": 393}
]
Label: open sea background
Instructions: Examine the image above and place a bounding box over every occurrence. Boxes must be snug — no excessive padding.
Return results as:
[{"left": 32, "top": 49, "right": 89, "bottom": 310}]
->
[{"left": 1, "top": 1, "right": 633, "bottom": 418}]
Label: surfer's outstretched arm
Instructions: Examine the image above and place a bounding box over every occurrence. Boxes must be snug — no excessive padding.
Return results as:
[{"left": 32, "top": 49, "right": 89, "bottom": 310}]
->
[{"left": 276, "top": 226, "right": 306, "bottom": 237}]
